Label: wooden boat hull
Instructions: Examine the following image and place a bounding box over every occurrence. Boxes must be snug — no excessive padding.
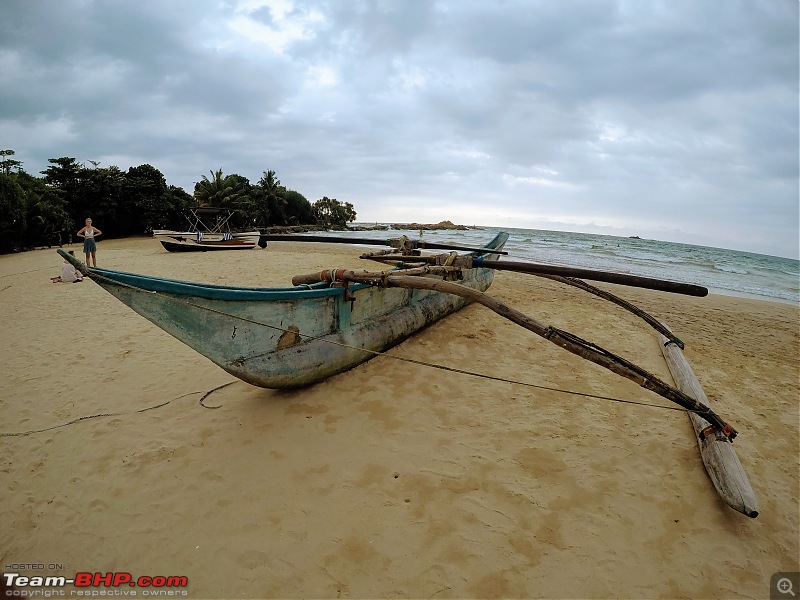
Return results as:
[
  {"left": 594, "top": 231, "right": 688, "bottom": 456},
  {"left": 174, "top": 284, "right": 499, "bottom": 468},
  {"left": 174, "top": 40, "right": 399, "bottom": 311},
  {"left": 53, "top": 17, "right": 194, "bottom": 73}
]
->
[
  {"left": 160, "top": 239, "right": 258, "bottom": 252},
  {"left": 153, "top": 229, "right": 261, "bottom": 241},
  {"left": 62, "top": 232, "right": 509, "bottom": 388}
]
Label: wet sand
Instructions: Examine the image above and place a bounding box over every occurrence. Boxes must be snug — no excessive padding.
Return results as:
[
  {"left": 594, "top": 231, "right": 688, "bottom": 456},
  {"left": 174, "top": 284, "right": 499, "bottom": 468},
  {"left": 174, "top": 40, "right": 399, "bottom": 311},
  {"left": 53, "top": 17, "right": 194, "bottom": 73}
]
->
[{"left": 1, "top": 236, "right": 798, "bottom": 599}]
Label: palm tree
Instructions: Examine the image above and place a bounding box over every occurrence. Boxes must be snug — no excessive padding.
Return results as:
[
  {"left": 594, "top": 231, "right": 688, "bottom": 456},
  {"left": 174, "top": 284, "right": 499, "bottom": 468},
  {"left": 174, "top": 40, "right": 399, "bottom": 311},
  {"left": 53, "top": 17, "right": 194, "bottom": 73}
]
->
[
  {"left": 257, "top": 169, "right": 287, "bottom": 225},
  {"left": 194, "top": 169, "right": 249, "bottom": 208},
  {"left": 194, "top": 169, "right": 225, "bottom": 206}
]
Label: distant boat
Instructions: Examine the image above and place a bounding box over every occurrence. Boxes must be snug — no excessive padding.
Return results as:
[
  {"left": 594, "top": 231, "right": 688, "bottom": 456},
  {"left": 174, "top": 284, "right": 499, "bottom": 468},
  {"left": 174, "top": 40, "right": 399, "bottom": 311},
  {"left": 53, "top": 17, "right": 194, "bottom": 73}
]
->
[
  {"left": 152, "top": 207, "right": 262, "bottom": 252},
  {"left": 159, "top": 236, "right": 258, "bottom": 252}
]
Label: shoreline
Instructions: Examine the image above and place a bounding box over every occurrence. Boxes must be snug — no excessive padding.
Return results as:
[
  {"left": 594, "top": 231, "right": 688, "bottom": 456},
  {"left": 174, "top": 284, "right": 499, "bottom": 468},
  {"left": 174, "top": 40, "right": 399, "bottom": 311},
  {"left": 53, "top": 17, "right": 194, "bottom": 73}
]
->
[
  {"left": 705, "top": 285, "right": 799, "bottom": 306},
  {"left": 8, "top": 235, "right": 797, "bottom": 306},
  {"left": 1, "top": 236, "right": 798, "bottom": 599}
]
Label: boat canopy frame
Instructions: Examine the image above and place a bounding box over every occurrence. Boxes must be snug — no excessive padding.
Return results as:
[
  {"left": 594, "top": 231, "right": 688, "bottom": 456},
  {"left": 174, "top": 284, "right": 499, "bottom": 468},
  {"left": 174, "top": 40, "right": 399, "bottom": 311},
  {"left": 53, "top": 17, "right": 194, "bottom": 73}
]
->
[{"left": 184, "top": 207, "right": 240, "bottom": 235}]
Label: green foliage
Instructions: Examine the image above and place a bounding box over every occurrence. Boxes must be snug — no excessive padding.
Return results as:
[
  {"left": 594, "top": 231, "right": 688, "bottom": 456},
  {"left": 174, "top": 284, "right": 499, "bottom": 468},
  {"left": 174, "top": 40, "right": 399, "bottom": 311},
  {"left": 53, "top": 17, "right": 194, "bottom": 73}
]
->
[
  {"left": 224, "top": 173, "right": 254, "bottom": 228},
  {"left": 165, "top": 186, "right": 198, "bottom": 230},
  {"left": 122, "top": 164, "right": 170, "bottom": 234},
  {"left": 41, "top": 157, "right": 86, "bottom": 228},
  {"left": 244, "top": 170, "right": 283, "bottom": 228},
  {"left": 0, "top": 149, "right": 23, "bottom": 175},
  {"left": 194, "top": 169, "right": 254, "bottom": 228},
  {"left": 312, "top": 196, "right": 357, "bottom": 229},
  {"left": 17, "top": 171, "right": 71, "bottom": 247},
  {"left": 194, "top": 169, "right": 251, "bottom": 209},
  {"left": 0, "top": 151, "right": 355, "bottom": 253},
  {"left": 283, "top": 189, "right": 313, "bottom": 225},
  {"left": 258, "top": 169, "right": 286, "bottom": 226},
  {"left": 41, "top": 157, "right": 81, "bottom": 189},
  {"left": 240, "top": 170, "right": 314, "bottom": 228},
  {"left": 80, "top": 166, "right": 125, "bottom": 229},
  {"left": 0, "top": 174, "right": 26, "bottom": 252}
]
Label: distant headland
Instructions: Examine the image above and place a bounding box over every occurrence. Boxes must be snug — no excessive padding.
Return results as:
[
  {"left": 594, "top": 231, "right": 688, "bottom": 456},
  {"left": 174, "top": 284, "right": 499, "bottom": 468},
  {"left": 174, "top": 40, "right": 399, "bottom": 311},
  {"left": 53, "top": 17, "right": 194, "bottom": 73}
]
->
[
  {"left": 262, "top": 220, "right": 474, "bottom": 234},
  {"left": 391, "top": 220, "right": 472, "bottom": 231}
]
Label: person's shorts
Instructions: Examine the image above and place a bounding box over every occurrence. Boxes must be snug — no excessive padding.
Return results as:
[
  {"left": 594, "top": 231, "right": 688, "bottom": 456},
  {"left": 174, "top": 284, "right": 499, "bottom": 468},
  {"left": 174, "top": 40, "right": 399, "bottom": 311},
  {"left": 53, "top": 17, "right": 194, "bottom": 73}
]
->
[{"left": 83, "top": 238, "right": 97, "bottom": 253}]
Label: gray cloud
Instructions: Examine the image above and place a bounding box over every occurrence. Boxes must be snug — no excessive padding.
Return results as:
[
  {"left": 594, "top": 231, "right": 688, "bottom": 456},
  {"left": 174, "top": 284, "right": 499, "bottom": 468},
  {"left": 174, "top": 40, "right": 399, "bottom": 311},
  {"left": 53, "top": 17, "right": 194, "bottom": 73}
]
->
[{"left": 0, "top": 0, "right": 796, "bottom": 257}]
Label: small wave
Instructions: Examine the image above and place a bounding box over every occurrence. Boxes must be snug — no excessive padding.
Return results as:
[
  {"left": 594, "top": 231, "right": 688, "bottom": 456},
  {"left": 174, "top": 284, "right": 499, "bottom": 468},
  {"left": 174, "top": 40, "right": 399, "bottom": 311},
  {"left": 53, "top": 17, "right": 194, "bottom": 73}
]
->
[
  {"left": 751, "top": 265, "right": 800, "bottom": 278},
  {"left": 498, "top": 227, "right": 797, "bottom": 303},
  {"left": 715, "top": 265, "right": 749, "bottom": 275},
  {"left": 612, "top": 250, "right": 685, "bottom": 264},
  {"left": 588, "top": 247, "right": 619, "bottom": 258},
  {"left": 710, "top": 283, "right": 798, "bottom": 304}
]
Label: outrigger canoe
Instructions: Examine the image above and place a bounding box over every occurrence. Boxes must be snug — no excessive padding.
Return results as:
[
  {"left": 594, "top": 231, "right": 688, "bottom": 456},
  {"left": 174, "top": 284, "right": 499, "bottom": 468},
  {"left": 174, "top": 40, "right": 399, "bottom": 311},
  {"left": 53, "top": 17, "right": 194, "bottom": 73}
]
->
[
  {"left": 57, "top": 229, "right": 758, "bottom": 516},
  {"left": 59, "top": 232, "right": 509, "bottom": 388},
  {"left": 56, "top": 230, "right": 730, "bottom": 429}
]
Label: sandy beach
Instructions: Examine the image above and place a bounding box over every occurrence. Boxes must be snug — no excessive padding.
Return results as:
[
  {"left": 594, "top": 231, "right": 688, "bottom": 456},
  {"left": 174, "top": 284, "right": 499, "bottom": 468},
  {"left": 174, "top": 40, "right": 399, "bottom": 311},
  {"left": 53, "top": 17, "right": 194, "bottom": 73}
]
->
[{"left": 1, "top": 235, "right": 798, "bottom": 599}]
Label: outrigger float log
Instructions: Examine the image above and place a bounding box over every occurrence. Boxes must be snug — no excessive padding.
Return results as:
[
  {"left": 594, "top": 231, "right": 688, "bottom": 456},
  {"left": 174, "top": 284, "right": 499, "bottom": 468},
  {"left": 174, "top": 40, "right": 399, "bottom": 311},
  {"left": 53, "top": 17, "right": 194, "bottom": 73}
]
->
[
  {"left": 659, "top": 325, "right": 759, "bottom": 518},
  {"left": 57, "top": 230, "right": 757, "bottom": 515}
]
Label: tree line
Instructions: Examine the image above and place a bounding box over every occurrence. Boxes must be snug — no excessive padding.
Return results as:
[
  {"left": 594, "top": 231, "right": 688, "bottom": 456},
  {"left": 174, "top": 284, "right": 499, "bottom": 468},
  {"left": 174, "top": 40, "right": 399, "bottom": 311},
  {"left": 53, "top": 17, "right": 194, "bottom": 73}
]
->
[{"left": 0, "top": 150, "right": 357, "bottom": 253}]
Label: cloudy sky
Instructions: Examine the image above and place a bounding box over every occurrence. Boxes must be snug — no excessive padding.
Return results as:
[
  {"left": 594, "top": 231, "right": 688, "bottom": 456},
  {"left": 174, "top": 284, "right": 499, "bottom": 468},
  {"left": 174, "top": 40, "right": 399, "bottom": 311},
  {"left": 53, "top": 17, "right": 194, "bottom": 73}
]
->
[{"left": 1, "top": 1, "right": 797, "bottom": 258}]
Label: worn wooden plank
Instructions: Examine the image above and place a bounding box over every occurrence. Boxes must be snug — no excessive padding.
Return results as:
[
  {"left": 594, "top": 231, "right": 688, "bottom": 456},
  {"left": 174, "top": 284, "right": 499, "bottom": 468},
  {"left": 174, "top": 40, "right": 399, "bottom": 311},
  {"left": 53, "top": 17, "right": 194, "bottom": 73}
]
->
[{"left": 659, "top": 324, "right": 759, "bottom": 518}]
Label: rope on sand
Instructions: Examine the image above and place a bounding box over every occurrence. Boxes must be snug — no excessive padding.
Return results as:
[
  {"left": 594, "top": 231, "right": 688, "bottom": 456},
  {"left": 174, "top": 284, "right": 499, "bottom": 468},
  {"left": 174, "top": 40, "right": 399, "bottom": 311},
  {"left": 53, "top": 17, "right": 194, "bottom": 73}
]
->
[
  {"left": 0, "top": 267, "right": 52, "bottom": 278},
  {"left": 0, "top": 382, "right": 238, "bottom": 437},
  {"left": 199, "top": 381, "right": 236, "bottom": 409}
]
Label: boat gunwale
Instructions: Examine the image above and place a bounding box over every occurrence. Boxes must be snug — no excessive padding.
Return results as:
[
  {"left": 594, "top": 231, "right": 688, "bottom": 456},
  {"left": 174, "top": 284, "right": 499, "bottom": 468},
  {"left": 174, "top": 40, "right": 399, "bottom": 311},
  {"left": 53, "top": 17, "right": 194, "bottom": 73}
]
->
[
  {"left": 63, "top": 232, "right": 510, "bottom": 302},
  {"left": 85, "top": 268, "right": 344, "bottom": 300}
]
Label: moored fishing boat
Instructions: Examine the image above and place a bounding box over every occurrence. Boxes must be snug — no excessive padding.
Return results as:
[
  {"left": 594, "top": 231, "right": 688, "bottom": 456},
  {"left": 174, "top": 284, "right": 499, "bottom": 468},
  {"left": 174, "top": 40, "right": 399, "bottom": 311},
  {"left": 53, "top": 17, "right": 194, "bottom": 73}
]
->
[
  {"left": 159, "top": 236, "right": 259, "bottom": 252},
  {"left": 153, "top": 229, "right": 261, "bottom": 241},
  {"left": 153, "top": 206, "right": 263, "bottom": 252}
]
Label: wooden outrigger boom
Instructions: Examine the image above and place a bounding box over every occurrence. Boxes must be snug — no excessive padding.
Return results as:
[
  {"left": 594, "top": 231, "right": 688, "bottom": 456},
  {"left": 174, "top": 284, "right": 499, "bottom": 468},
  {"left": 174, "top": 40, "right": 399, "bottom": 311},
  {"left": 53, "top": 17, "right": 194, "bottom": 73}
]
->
[
  {"left": 294, "top": 263, "right": 755, "bottom": 513},
  {"left": 292, "top": 266, "right": 737, "bottom": 437},
  {"left": 363, "top": 252, "right": 708, "bottom": 297}
]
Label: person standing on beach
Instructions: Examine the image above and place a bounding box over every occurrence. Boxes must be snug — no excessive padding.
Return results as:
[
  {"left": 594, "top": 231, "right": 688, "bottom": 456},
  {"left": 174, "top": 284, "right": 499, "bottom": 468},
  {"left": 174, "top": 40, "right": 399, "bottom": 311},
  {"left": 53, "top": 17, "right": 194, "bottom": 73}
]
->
[{"left": 77, "top": 218, "right": 102, "bottom": 267}]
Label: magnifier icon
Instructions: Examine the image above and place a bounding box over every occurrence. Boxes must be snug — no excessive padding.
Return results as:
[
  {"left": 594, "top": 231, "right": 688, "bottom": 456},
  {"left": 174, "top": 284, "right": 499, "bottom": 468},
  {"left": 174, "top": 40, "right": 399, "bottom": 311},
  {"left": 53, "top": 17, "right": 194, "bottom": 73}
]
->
[{"left": 778, "top": 578, "right": 796, "bottom": 596}]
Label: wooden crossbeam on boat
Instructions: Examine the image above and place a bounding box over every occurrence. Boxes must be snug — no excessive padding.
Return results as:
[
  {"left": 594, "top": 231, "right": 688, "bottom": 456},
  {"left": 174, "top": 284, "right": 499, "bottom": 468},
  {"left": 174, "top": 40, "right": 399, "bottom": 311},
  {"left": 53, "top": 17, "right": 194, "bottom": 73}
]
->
[{"left": 659, "top": 324, "right": 759, "bottom": 518}]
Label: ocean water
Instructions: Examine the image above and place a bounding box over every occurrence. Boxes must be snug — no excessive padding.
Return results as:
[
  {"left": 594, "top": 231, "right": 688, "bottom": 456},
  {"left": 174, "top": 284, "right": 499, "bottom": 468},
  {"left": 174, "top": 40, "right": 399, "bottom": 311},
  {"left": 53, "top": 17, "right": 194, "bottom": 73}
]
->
[{"left": 340, "top": 225, "right": 800, "bottom": 305}]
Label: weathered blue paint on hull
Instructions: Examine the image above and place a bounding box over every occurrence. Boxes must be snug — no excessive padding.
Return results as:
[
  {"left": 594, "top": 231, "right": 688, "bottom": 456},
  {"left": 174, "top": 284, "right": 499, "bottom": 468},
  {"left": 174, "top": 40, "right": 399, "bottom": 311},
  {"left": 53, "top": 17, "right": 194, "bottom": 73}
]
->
[{"left": 59, "top": 232, "right": 508, "bottom": 388}]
